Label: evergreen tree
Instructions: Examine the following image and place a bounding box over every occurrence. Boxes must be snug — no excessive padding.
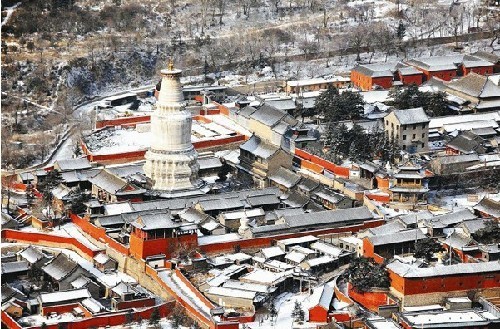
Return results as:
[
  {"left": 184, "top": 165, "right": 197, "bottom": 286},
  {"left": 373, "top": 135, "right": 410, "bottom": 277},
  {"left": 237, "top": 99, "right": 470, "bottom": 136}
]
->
[
  {"left": 170, "top": 304, "right": 185, "bottom": 329},
  {"left": 396, "top": 21, "right": 406, "bottom": 40},
  {"left": 348, "top": 124, "right": 369, "bottom": 162},
  {"left": 327, "top": 123, "right": 350, "bottom": 162},
  {"left": 347, "top": 257, "right": 390, "bottom": 292},
  {"left": 149, "top": 307, "right": 161, "bottom": 327},
  {"left": 314, "top": 84, "right": 339, "bottom": 119},
  {"left": 38, "top": 169, "right": 63, "bottom": 207},
  {"left": 292, "top": 301, "right": 305, "bottom": 322},
  {"left": 414, "top": 238, "right": 444, "bottom": 261},
  {"left": 70, "top": 188, "right": 90, "bottom": 215},
  {"left": 125, "top": 309, "right": 134, "bottom": 324},
  {"left": 26, "top": 183, "right": 36, "bottom": 208},
  {"left": 336, "top": 90, "right": 364, "bottom": 120},
  {"left": 269, "top": 302, "right": 277, "bottom": 320},
  {"left": 473, "top": 220, "right": 500, "bottom": 244},
  {"left": 41, "top": 323, "right": 48, "bottom": 329},
  {"left": 425, "top": 91, "right": 448, "bottom": 117}
]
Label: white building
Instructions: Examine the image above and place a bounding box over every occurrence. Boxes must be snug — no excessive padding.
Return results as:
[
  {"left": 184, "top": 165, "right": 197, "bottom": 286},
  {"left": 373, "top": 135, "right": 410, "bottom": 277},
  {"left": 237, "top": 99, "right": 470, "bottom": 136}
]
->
[{"left": 143, "top": 62, "right": 203, "bottom": 193}]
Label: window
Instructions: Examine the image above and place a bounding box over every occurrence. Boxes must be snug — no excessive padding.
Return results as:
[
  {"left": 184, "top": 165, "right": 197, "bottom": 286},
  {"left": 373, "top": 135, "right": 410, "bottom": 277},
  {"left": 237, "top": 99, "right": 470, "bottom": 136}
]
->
[
  {"left": 422, "top": 133, "right": 425, "bottom": 138},
  {"left": 413, "top": 134, "right": 416, "bottom": 139},
  {"left": 402, "top": 145, "right": 406, "bottom": 150},
  {"left": 422, "top": 143, "right": 425, "bottom": 148},
  {"left": 403, "top": 126, "right": 407, "bottom": 131},
  {"left": 413, "top": 124, "right": 417, "bottom": 130},
  {"left": 403, "top": 135, "right": 407, "bottom": 140}
]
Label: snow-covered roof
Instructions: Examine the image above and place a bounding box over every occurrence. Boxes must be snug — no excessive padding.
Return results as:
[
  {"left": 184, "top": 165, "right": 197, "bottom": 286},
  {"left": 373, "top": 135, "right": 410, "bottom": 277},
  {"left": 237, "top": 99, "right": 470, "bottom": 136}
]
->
[
  {"left": 206, "top": 286, "right": 256, "bottom": 300},
  {"left": 55, "top": 158, "right": 92, "bottom": 171},
  {"left": 304, "top": 256, "right": 336, "bottom": 267},
  {"left": 310, "top": 242, "right": 343, "bottom": 257},
  {"left": 433, "top": 154, "right": 480, "bottom": 165},
  {"left": 39, "top": 289, "right": 91, "bottom": 304},
  {"left": 268, "top": 167, "right": 302, "bottom": 188},
  {"left": 446, "top": 73, "right": 500, "bottom": 98},
  {"left": 18, "top": 246, "right": 44, "bottom": 264},
  {"left": 240, "top": 268, "right": 290, "bottom": 285},
  {"left": 42, "top": 253, "right": 78, "bottom": 281},
  {"left": 198, "top": 233, "right": 241, "bottom": 245},
  {"left": 278, "top": 235, "right": 318, "bottom": 246},
  {"left": 71, "top": 275, "right": 91, "bottom": 289},
  {"left": 197, "top": 197, "right": 243, "bottom": 212},
  {"left": 429, "top": 111, "right": 500, "bottom": 130},
  {"left": 352, "top": 62, "right": 399, "bottom": 78},
  {"left": 1, "top": 261, "right": 29, "bottom": 274},
  {"left": 93, "top": 253, "right": 111, "bottom": 265},
  {"left": 104, "top": 202, "right": 133, "bottom": 216},
  {"left": 391, "top": 107, "right": 429, "bottom": 125},
  {"left": 240, "top": 135, "right": 279, "bottom": 159},
  {"left": 222, "top": 280, "right": 271, "bottom": 293},
  {"left": 473, "top": 197, "right": 500, "bottom": 218},
  {"left": 308, "top": 282, "right": 335, "bottom": 310},
  {"left": 287, "top": 76, "right": 350, "bottom": 87},
  {"left": 130, "top": 211, "right": 181, "bottom": 230},
  {"left": 387, "top": 260, "right": 500, "bottom": 278},
  {"left": 201, "top": 220, "right": 221, "bottom": 232},
  {"left": 400, "top": 310, "right": 495, "bottom": 327},
  {"left": 285, "top": 251, "right": 307, "bottom": 264},
  {"left": 260, "top": 246, "right": 285, "bottom": 259},
  {"left": 81, "top": 297, "right": 104, "bottom": 314}
]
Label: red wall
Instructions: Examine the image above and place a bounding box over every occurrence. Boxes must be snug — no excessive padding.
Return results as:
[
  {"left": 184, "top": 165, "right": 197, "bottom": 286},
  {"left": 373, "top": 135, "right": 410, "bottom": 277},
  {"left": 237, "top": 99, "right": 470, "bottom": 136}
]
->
[
  {"left": 309, "top": 305, "right": 328, "bottom": 323},
  {"left": 200, "top": 219, "right": 384, "bottom": 255},
  {"left": 372, "top": 76, "right": 393, "bottom": 90},
  {"left": 400, "top": 74, "right": 423, "bottom": 86},
  {"left": 463, "top": 65, "right": 494, "bottom": 76},
  {"left": 129, "top": 231, "right": 198, "bottom": 260},
  {"left": 347, "top": 283, "right": 395, "bottom": 313},
  {"left": 71, "top": 214, "right": 129, "bottom": 255},
  {"left": 1, "top": 229, "right": 100, "bottom": 258},
  {"left": 388, "top": 267, "right": 500, "bottom": 296},
  {"left": 351, "top": 71, "right": 393, "bottom": 91},
  {"left": 421, "top": 69, "right": 457, "bottom": 81},
  {"left": 362, "top": 238, "right": 385, "bottom": 264},
  {"left": 95, "top": 116, "right": 151, "bottom": 129},
  {"left": 294, "top": 149, "right": 350, "bottom": 178},
  {"left": 115, "top": 297, "right": 156, "bottom": 310}
]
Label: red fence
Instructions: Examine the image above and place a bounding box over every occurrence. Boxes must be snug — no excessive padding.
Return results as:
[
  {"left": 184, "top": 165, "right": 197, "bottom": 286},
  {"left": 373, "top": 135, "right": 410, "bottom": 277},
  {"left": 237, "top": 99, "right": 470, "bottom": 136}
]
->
[
  {"left": 200, "top": 219, "right": 385, "bottom": 255},
  {"left": 174, "top": 268, "right": 215, "bottom": 310},
  {"left": 294, "top": 149, "right": 350, "bottom": 177},
  {"left": 347, "top": 283, "right": 396, "bottom": 313},
  {"left": 95, "top": 115, "right": 151, "bottom": 129},
  {"left": 1, "top": 229, "right": 101, "bottom": 258},
  {"left": 71, "top": 214, "right": 129, "bottom": 255}
]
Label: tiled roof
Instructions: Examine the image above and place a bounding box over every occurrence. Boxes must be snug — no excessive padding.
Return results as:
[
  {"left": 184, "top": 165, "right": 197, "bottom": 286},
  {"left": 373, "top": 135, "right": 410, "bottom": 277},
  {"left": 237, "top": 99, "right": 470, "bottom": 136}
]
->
[
  {"left": 473, "top": 197, "right": 500, "bottom": 218},
  {"left": 387, "top": 260, "right": 500, "bottom": 278},
  {"left": 368, "top": 229, "right": 426, "bottom": 246},
  {"left": 130, "top": 211, "right": 182, "bottom": 230},
  {"left": 55, "top": 158, "right": 92, "bottom": 171},
  {"left": 42, "top": 253, "right": 79, "bottom": 281},
  {"left": 88, "top": 170, "right": 128, "bottom": 194},
  {"left": 352, "top": 62, "right": 399, "bottom": 78},
  {"left": 268, "top": 167, "right": 301, "bottom": 188},
  {"left": 250, "top": 104, "right": 287, "bottom": 127},
  {"left": 391, "top": 107, "right": 429, "bottom": 125},
  {"left": 240, "top": 135, "right": 280, "bottom": 159}
]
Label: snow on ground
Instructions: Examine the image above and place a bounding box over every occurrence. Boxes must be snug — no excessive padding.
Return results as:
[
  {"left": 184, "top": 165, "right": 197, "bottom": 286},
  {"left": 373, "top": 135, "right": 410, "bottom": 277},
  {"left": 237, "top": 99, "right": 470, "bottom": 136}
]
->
[
  {"left": 158, "top": 270, "right": 211, "bottom": 317},
  {"left": 246, "top": 292, "right": 310, "bottom": 329},
  {"left": 431, "top": 191, "right": 500, "bottom": 210},
  {"left": 1, "top": 3, "right": 21, "bottom": 27},
  {"left": 18, "top": 312, "right": 77, "bottom": 327},
  {"left": 51, "top": 223, "right": 102, "bottom": 251}
]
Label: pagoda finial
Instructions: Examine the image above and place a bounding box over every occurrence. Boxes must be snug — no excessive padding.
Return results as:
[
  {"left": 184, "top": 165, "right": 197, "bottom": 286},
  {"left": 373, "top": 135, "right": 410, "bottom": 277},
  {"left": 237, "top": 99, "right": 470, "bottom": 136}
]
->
[{"left": 168, "top": 58, "right": 174, "bottom": 71}]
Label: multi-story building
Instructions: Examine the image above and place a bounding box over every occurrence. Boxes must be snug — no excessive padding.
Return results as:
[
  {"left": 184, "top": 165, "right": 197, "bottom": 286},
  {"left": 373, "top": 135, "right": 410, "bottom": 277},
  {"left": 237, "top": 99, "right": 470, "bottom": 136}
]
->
[{"left": 384, "top": 107, "right": 430, "bottom": 153}]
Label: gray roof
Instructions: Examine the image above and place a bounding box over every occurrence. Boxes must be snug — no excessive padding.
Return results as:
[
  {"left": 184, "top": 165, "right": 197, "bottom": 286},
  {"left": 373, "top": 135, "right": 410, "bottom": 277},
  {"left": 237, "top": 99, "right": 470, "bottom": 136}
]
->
[
  {"left": 55, "top": 158, "right": 92, "bottom": 171},
  {"left": 1, "top": 261, "right": 29, "bottom": 274},
  {"left": 246, "top": 194, "right": 280, "bottom": 207},
  {"left": 387, "top": 259, "right": 500, "bottom": 278},
  {"left": 447, "top": 133, "right": 485, "bottom": 154},
  {"left": 313, "top": 188, "right": 346, "bottom": 204},
  {"left": 446, "top": 73, "right": 499, "bottom": 98},
  {"left": 285, "top": 206, "right": 374, "bottom": 228},
  {"left": 352, "top": 62, "right": 399, "bottom": 78},
  {"left": 471, "top": 51, "right": 500, "bottom": 64},
  {"left": 391, "top": 107, "right": 429, "bottom": 125},
  {"left": 250, "top": 104, "right": 287, "bottom": 127},
  {"left": 368, "top": 220, "right": 407, "bottom": 235},
  {"left": 297, "top": 177, "right": 320, "bottom": 193},
  {"left": 473, "top": 197, "right": 500, "bottom": 218},
  {"left": 199, "top": 157, "right": 223, "bottom": 170},
  {"left": 197, "top": 197, "right": 244, "bottom": 212},
  {"left": 282, "top": 192, "right": 310, "bottom": 208},
  {"left": 88, "top": 170, "right": 128, "bottom": 194},
  {"left": 268, "top": 167, "right": 301, "bottom": 188},
  {"left": 240, "top": 135, "right": 280, "bottom": 159},
  {"left": 424, "top": 209, "right": 477, "bottom": 229},
  {"left": 265, "top": 99, "right": 297, "bottom": 112},
  {"left": 406, "top": 55, "right": 464, "bottom": 72},
  {"left": 459, "top": 218, "right": 487, "bottom": 235},
  {"left": 18, "top": 246, "right": 45, "bottom": 264},
  {"left": 398, "top": 211, "right": 434, "bottom": 226},
  {"left": 238, "top": 105, "right": 258, "bottom": 118},
  {"left": 130, "top": 211, "right": 181, "bottom": 230},
  {"left": 433, "top": 154, "right": 480, "bottom": 165},
  {"left": 106, "top": 163, "right": 144, "bottom": 178},
  {"left": 368, "top": 229, "right": 426, "bottom": 246},
  {"left": 398, "top": 66, "right": 422, "bottom": 76},
  {"left": 42, "top": 253, "right": 79, "bottom": 281}
]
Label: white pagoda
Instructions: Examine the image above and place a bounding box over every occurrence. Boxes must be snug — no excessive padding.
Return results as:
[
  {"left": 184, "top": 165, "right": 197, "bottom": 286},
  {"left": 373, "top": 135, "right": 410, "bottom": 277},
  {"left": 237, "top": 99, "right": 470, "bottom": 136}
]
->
[{"left": 143, "top": 61, "right": 202, "bottom": 193}]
